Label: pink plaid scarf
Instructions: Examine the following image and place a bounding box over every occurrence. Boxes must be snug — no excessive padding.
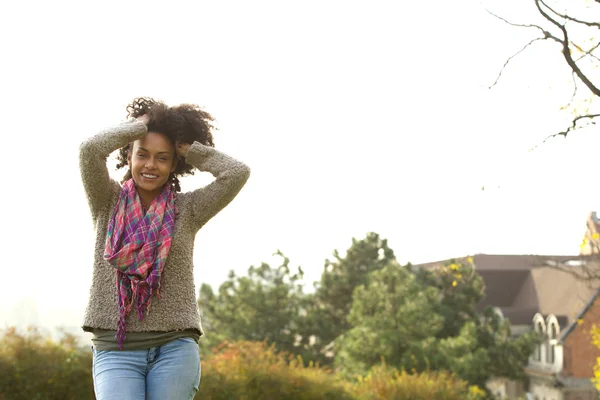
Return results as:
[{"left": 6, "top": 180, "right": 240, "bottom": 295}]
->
[{"left": 104, "top": 179, "right": 176, "bottom": 349}]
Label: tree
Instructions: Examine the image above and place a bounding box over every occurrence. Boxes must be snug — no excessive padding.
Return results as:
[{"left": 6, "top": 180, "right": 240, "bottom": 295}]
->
[
  {"left": 198, "top": 251, "right": 306, "bottom": 355},
  {"left": 296, "top": 232, "right": 396, "bottom": 366},
  {"left": 413, "top": 258, "right": 486, "bottom": 338},
  {"left": 489, "top": 0, "right": 599, "bottom": 141},
  {"left": 335, "top": 259, "right": 538, "bottom": 388},
  {"left": 334, "top": 262, "right": 445, "bottom": 376}
]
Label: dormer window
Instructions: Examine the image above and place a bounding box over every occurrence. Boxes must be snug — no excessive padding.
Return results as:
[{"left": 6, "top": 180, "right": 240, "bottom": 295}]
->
[
  {"left": 534, "top": 320, "right": 545, "bottom": 361},
  {"left": 546, "top": 318, "right": 559, "bottom": 364},
  {"left": 532, "top": 313, "right": 547, "bottom": 363}
]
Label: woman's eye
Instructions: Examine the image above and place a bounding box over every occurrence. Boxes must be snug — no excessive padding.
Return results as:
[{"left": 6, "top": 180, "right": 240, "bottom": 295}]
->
[{"left": 137, "top": 153, "right": 146, "bottom": 158}]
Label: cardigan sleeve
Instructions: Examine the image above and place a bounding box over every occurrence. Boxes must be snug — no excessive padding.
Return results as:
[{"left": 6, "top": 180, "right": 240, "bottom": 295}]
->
[
  {"left": 79, "top": 119, "right": 148, "bottom": 218},
  {"left": 183, "top": 142, "right": 251, "bottom": 230}
]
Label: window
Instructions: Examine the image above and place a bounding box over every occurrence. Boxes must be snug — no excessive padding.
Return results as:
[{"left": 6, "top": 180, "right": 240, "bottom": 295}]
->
[
  {"left": 547, "top": 323, "right": 558, "bottom": 364},
  {"left": 534, "top": 321, "right": 544, "bottom": 361}
]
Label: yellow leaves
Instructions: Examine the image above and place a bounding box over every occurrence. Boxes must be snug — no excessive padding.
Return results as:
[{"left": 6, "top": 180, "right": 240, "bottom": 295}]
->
[
  {"left": 467, "top": 257, "right": 473, "bottom": 264},
  {"left": 592, "top": 326, "right": 600, "bottom": 390},
  {"left": 469, "top": 385, "right": 486, "bottom": 397},
  {"left": 581, "top": 238, "right": 588, "bottom": 250},
  {"left": 578, "top": 318, "right": 585, "bottom": 326},
  {"left": 592, "top": 325, "right": 600, "bottom": 348},
  {"left": 594, "top": 367, "right": 600, "bottom": 392},
  {"left": 593, "top": 233, "right": 599, "bottom": 240},
  {"left": 452, "top": 281, "right": 458, "bottom": 287},
  {"left": 450, "top": 264, "right": 459, "bottom": 271}
]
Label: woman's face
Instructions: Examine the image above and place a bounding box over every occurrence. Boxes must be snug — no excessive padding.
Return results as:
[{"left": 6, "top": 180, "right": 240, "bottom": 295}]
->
[{"left": 128, "top": 132, "right": 177, "bottom": 198}]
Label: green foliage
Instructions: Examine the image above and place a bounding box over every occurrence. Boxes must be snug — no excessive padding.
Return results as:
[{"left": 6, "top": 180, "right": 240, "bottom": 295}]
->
[
  {"left": 347, "top": 363, "right": 486, "bottom": 400},
  {"left": 413, "top": 259, "right": 485, "bottom": 338},
  {"left": 335, "top": 263, "right": 445, "bottom": 377},
  {"left": 0, "top": 327, "right": 94, "bottom": 400},
  {"left": 197, "top": 340, "right": 353, "bottom": 400},
  {"left": 336, "top": 260, "right": 538, "bottom": 388},
  {"left": 299, "top": 232, "right": 396, "bottom": 366},
  {"left": 198, "top": 251, "right": 306, "bottom": 356},
  {"left": 0, "top": 330, "right": 485, "bottom": 400},
  {"left": 199, "top": 341, "right": 486, "bottom": 400}
]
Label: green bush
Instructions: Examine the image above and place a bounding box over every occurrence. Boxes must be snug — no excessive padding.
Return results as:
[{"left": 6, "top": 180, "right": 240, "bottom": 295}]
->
[
  {"left": 0, "top": 327, "right": 94, "bottom": 400},
  {"left": 346, "top": 362, "right": 486, "bottom": 400},
  {"left": 197, "top": 340, "right": 353, "bottom": 400},
  {"left": 197, "top": 341, "right": 486, "bottom": 400},
  {"left": 0, "top": 328, "right": 486, "bottom": 400}
]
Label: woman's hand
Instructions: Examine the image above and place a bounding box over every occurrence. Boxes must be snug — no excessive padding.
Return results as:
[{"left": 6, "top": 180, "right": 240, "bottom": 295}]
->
[
  {"left": 176, "top": 142, "right": 191, "bottom": 158},
  {"left": 136, "top": 114, "right": 150, "bottom": 125}
]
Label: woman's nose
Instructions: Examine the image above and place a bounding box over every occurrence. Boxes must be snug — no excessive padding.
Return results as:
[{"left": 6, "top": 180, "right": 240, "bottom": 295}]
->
[{"left": 145, "top": 160, "right": 156, "bottom": 169}]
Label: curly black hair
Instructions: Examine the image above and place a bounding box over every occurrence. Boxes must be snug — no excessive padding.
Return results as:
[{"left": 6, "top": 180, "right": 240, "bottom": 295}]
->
[{"left": 116, "top": 97, "right": 216, "bottom": 192}]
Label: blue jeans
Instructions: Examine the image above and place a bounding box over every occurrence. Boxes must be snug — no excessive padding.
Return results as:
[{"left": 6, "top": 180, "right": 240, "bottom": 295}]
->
[{"left": 92, "top": 337, "right": 201, "bottom": 400}]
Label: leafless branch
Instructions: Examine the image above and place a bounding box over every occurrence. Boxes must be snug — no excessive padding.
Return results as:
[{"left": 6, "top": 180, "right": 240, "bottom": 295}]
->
[
  {"left": 486, "top": 9, "right": 558, "bottom": 36},
  {"left": 571, "top": 41, "right": 600, "bottom": 63},
  {"left": 489, "top": 37, "right": 548, "bottom": 89},
  {"left": 493, "top": 0, "right": 600, "bottom": 148},
  {"left": 549, "top": 113, "right": 600, "bottom": 139},
  {"left": 533, "top": 254, "right": 600, "bottom": 288},
  {"left": 530, "top": 113, "right": 600, "bottom": 151},
  {"left": 561, "top": 70, "right": 578, "bottom": 110},
  {"left": 573, "top": 40, "right": 600, "bottom": 63},
  {"left": 539, "top": 0, "right": 600, "bottom": 29},
  {"left": 486, "top": 9, "right": 562, "bottom": 88},
  {"left": 535, "top": 0, "right": 600, "bottom": 97}
]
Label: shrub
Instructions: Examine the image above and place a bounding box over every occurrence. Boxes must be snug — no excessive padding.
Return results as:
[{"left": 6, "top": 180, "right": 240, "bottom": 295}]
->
[
  {"left": 0, "top": 329, "right": 486, "bottom": 400},
  {"left": 198, "top": 341, "right": 486, "bottom": 400},
  {"left": 197, "top": 340, "right": 353, "bottom": 400},
  {"left": 346, "top": 362, "right": 487, "bottom": 400},
  {"left": 0, "top": 327, "right": 94, "bottom": 400}
]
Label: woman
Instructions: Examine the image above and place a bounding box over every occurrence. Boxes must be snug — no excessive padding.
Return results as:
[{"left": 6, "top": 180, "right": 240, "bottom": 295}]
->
[{"left": 79, "top": 97, "right": 250, "bottom": 399}]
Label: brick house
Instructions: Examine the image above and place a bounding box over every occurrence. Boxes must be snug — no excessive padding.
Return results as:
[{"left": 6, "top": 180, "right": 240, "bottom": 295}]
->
[
  {"left": 418, "top": 253, "right": 600, "bottom": 399},
  {"left": 526, "top": 289, "right": 600, "bottom": 400}
]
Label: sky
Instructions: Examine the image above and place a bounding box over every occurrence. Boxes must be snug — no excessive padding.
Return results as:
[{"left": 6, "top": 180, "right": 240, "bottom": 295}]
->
[{"left": 1, "top": 0, "right": 599, "bottom": 335}]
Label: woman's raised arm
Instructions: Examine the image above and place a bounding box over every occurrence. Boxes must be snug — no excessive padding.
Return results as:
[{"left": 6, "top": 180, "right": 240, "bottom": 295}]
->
[
  {"left": 79, "top": 119, "right": 148, "bottom": 218},
  {"left": 180, "top": 142, "right": 250, "bottom": 230}
]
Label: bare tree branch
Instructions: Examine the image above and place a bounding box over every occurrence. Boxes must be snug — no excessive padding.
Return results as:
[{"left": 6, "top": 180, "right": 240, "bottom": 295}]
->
[
  {"left": 486, "top": 9, "right": 562, "bottom": 89},
  {"left": 574, "top": 40, "right": 600, "bottom": 63},
  {"left": 549, "top": 114, "right": 600, "bottom": 139},
  {"left": 561, "top": 70, "right": 578, "bottom": 110},
  {"left": 489, "top": 37, "right": 548, "bottom": 89},
  {"left": 493, "top": 0, "right": 600, "bottom": 145},
  {"left": 539, "top": 0, "right": 600, "bottom": 29},
  {"left": 530, "top": 114, "right": 600, "bottom": 151},
  {"left": 530, "top": 256, "right": 600, "bottom": 300},
  {"left": 535, "top": 0, "right": 600, "bottom": 97},
  {"left": 486, "top": 9, "right": 559, "bottom": 37}
]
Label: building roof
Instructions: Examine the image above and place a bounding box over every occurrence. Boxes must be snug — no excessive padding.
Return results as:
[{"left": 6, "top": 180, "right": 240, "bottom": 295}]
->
[
  {"left": 476, "top": 269, "right": 529, "bottom": 307},
  {"left": 497, "top": 306, "right": 540, "bottom": 325},
  {"left": 418, "top": 254, "right": 582, "bottom": 272}
]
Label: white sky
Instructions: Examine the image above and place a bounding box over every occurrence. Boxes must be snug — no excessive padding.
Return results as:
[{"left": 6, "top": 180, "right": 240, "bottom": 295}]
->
[{"left": 1, "top": 0, "right": 599, "bottom": 333}]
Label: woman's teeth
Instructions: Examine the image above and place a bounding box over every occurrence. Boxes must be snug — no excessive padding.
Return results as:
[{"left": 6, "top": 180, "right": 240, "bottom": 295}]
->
[{"left": 142, "top": 174, "right": 158, "bottom": 179}]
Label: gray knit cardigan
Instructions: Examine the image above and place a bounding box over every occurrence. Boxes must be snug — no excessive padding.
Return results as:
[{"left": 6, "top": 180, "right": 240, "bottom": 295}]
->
[{"left": 79, "top": 118, "right": 250, "bottom": 335}]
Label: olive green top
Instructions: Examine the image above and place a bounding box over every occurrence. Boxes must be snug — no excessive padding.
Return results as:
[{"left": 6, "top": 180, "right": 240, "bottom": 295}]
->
[{"left": 91, "top": 329, "right": 201, "bottom": 351}]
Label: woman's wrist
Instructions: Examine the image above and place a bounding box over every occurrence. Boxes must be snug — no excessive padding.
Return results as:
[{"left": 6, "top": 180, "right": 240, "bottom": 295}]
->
[{"left": 176, "top": 142, "right": 191, "bottom": 158}]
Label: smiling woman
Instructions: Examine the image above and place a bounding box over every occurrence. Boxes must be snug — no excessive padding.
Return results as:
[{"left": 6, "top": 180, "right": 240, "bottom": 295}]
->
[
  {"left": 127, "top": 132, "right": 179, "bottom": 210},
  {"left": 78, "top": 97, "right": 250, "bottom": 400}
]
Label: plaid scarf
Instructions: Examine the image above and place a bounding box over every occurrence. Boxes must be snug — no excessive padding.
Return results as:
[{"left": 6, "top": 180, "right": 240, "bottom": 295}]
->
[{"left": 104, "top": 179, "right": 176, "bottom": 349}]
